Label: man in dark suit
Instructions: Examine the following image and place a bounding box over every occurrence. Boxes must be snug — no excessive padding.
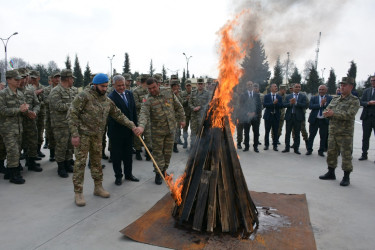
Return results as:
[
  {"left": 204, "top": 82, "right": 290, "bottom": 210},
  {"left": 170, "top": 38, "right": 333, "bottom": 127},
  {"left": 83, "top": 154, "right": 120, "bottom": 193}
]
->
[
  {"left": 359, "top": 75, "right": 375, "bottom": 161},
  {"left": 263, "top": 83, "right": 283, "bottom": 151},
  {"left": 306, "top": 85, "right": 332, "bottom": 156},
  {"left": 282, "top": 83, "right": 307, "bottom": 154},
  {"left": 108, "top": 75, "right": 139, "bottom": 185},
  {"left": 239, "top": 81, "right": 262, "bottom": 152}
]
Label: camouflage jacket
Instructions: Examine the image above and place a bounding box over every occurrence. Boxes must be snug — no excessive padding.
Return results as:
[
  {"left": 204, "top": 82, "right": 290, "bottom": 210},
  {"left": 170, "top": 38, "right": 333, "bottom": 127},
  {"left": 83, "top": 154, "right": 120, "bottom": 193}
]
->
[
  {"left": 28, "top": 83, "right": 45, "bottom": 115},
  {"left": 325, "top": 94, "right": 360, "bottom": 136},
  {"left": 19, "top": 87, "right": 40, "bottom": 115},
  {"left": 133, "top": 86, "right": 149, "bottom": 114},
  {"left": 68, "top": 88, "right": 136, "bottom": 137},
  {"left": 180, "top": 90, "right": 192, "bottom": 115},
  {"left": 139, "top": 88, "right": 185, "bottom": 136},
  {"left": 49, "top": 84, "right": 74, "bottom": 128},
  {"left": 189, "top": 89, "right": 210, "bottom": 118},
  {"left": 0, "top": 87, "right": 26, "bottom": 135}
]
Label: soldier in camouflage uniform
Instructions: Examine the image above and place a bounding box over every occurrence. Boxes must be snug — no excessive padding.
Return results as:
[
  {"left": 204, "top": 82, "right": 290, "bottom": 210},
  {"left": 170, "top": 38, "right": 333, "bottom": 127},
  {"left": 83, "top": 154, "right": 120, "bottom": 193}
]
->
[
  {"left": 68, "top": 73, "right": 137, "bottom": 206},
  {"left": 271, "top": 84, "right": 287, "bottom": 144},
  {"left": 319, "top": 77, "right": 360, "bottom": 186},
  {"left": 123, "top": 73, "right": 133, "bottom": 90},
  {"left": 49, "top": 69, "right": 75, "bottom": 178},
  {"left": 0, "top": 70, "right": 30, "bottom": 184},
  {"left": 181, "top": 80, "right": 193, "bottom": 148},
  {"left": 43, "top": 76, "right": 52, "bottom": 149},
  {"left": 44, "top": 71, "right": 60, "bottom": 161},
  {"left": 189, "top": 78, "right": 210, "bottom": 147},
  {"left": 171, "top": 79, "right": 183, "bottom": 153},
  {"left": 136, "top": 77, "right": 185, "bottom": 185},
  {"left": 0, "top": 82, "right": 6, "bottom": 173},
  {"left": 132, "top": 74, "right": 152, "bottom": 161}
]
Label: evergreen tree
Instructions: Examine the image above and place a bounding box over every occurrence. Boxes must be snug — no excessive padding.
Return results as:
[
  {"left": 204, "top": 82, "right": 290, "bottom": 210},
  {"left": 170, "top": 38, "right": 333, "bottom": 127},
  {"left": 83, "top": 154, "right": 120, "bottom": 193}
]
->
[
  {"left": 270, "top": 56, "right": 283, "bottom": 88},
  {"left": 326, "top": 68, "right": 337, "bottom": 95},
  {"left": 73, "top": 54, "right": 83, "bottom": 87},
  {"left": 162, "top": 65, "right": 167, "bottom": 81},
  {"left": 289, "top": 67, "right": 302, "bottom": 84},
  {"left": 46, "top": 60, "right": 60, "bottom": 76},
  {"left": 34, "top": 64, "right": 49, "bottom": 86},
  {"left": 364, "top": 75, "right": 372, "bottom": 89},
  {"left": 149, "top": 59, "right": 155, "bottom": 76},
  {"left": 305, "top": 65, "right": 321, "bottom": 94},
  {"left": 83, "top": 63, "right": 91, "bottom": 87},
  {"left": 192, "top": 74, "right": 195, "bottom": 78},
  {"left": 181, "top": 69, "right": 186, "bottom": 90},
  {"left": 347, "top": 60, "right": 357, "bottom": 88},
  {"left": 123, "top": 53, "right": 130, "bottom": 74},
  {"left": 132, "top": 71, "right": 139, "bottom": 81},
  {"left": 65, "top": 55, "right": 72, "bottom": 69},
  {"left": 240, "top": 40, "right": 271, "bottom": 92}
]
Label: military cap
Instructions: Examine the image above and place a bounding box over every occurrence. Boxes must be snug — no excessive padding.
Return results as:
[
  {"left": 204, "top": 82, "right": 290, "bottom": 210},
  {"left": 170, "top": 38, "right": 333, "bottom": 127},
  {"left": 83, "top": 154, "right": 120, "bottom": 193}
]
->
[
  {"left": 52, "top": 70, "right": 61, "bottom": 77},
  {"left": 140, "top": 74, "right": 150, "bottom": 81},
  {"left": 279, "top": 84, "right": 287, "bottom": 89},
  {"left": 60, "top": 69, "right": 76, "bottom": 78},
  {"left": 170, "top": 79, "right": 180, "bottom": 86},
  {"left": 206, "top": 78, "right": 213, "bottom": 83},
  {"left": 6, "top": 70, "right": 22, "bottom": 79},
  {"left": 185, "top": 79, "right": 192, "bottom": 86},
  {"left": 30, "top": 70, "right": 40, "bottom": 78},
  {"left": 154, "top": 73, "right": 164, "bottom": 83},
  {"left": 123, "top": 73, "right": 132, "bottom": 81},
  {"left": 136, "top": 76, "right": 141, "bottom": 82},
  {"left": 17, "top": 68, "right": 28, "bottom": 78},
  {"left": 170, "top": 74, "right": 178, "bottom": 80},
  {"left": 339, "top": 76, "right": 355, "bottom": 85},
  {"left": 197, "top": 78, "right": 205, "bottom": 83}
]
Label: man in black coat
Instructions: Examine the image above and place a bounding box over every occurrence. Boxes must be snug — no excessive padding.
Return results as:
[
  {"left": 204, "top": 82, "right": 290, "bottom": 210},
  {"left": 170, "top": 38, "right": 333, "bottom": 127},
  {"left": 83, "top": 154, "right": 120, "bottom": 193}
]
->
[
  {"left": 306, "top": 85, "right": 332, "bottom": 156},
  {"left": 359, "top": 75, "right": 375, "bottom": 161},
  {"left": 282, "top": 83, "right": 307, "bottom": 154},
  {"left": 108, "top": 75, "right": 139, "bottom": 185},
  {"left": 238, "top": 81, "right": 262, "bottom": 152}
]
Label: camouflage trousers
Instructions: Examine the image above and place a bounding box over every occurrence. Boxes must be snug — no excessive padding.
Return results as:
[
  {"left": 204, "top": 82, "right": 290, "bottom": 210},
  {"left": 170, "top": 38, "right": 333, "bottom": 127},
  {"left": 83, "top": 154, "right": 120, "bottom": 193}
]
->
[
  {"left": 0, "top": 132, "right": 21, "bottom": 168},
  {"left": 327, "top": 134, "right": 354, "bottom": 172},
  {"left": 152, "top": 132, "right": 174, "bottom": 172},
  {"left": 0, "top": 134, "right": 7, "bottom": 161},
  {"left": 183, "top": 114, "right": 191, "bottom": 141},
  {"left": 36, "top": 112, "right": 45, "bottom": 146},
  {"left": 271, "top": 113, "right": 285, "bottom": 140},
  {"left": 190, "top": 113, "right": 204, "bottom": 147},
  {"left": 22, "top": 119, "right": 38, "bottom": 158},
  {"left": 134, "top": 122, "right": 152, "bottom": 151},
  {"left": 53, "top": 127, "right": 73, "bottom": 162},
  {"left": 292, "top": 120, "right": 308, "bottom": 142},
  {"left": 73, "top": 134, "right": 103, "bottom": 193},
  {"left": 102, "top": 124, "right": 107, "bottom": 151},
  {"left": 174, "top": 123, "right": 181, "bottom": 143},
  {"left": 46, "top": 114, "right": 56, "bottom": 149}
]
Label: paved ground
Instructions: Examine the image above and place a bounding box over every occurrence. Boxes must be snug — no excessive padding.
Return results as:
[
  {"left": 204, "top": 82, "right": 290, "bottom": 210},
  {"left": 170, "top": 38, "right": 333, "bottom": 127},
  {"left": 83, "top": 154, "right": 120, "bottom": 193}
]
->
[{"left": 1, "top": 108, "right": 375, "bottom": 250}]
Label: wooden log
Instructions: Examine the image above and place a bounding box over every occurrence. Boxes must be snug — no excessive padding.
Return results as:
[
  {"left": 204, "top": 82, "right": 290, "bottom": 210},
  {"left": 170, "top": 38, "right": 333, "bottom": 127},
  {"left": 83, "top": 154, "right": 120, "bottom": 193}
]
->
[
  {"left": 192, "top": 170, "right": 211, "bottom": 231},
  {"left": 217, "top": 162, "right": 229, "bottom": 232},
  {"left": 206, "top": 147, "right": 219, "bottom": 232}
]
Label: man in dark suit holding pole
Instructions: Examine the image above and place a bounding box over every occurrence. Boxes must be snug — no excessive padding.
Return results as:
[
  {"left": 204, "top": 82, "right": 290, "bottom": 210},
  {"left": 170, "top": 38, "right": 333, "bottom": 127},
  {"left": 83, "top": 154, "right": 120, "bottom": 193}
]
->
[{"left": 108, "top": 75, "right": 139, "bottom": 185}]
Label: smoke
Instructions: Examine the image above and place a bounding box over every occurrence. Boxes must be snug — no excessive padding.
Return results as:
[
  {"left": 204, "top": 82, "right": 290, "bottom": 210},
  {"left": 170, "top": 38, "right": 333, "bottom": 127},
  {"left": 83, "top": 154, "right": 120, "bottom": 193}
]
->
[{"left": 233, "top": 0, "right": 349, "bottom": 64}]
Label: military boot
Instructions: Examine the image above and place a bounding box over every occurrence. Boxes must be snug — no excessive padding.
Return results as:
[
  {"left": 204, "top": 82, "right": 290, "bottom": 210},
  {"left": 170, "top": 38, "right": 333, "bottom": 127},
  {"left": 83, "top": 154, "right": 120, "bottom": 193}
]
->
[
  {"left": 9, "top": 168, "right": 25, "bottom": 184},
  {"left": 173, "top": 143, "right": 179, "bottom": 153},
  {"left": 18, "top": 162, "right": 24, "bottom": 171},
  {"left": 319, "top": 167, "right": 336, "bottom": 180},
  {"left": 135, "top": 150, "right": 142, "bottom": 161},
  {"left": 25, "top": 157, "right": 41, "bottom": 168},
  {"left": 0, "top": 160, "right": 5, "bottom": 174},
  {"left": 37, "top": 145, "right": 45, "bottom": 158},
  {"left": 155, "top": 172, "right": 162, "bottom": 185},
  {"left": 49, "top": 148, "right": 55, "bottom": 162},
  {"left": 43, "top": 139, "right": 49, "bottom": 149},
  {"left": 3, "top": 168, "right": 10, "bottom": 180},
  {"left": 65, "top": 160, "right": 74, "bottom": 173},
  {"left": 27, "top": 157, "right": 43, "bottom": 172},
  {"left": 57, "top": 162, "right": 68, "bottom": 178},
  {"left": 93, "top": 183, "right": 110, "bottom": 198},
  {"left": 340, "top": 171, "right": 351, "bottom": 186},
  {"left": 145, "top": 149, "right": 152, "bottom": 161},
  {"left": 102, "top": 149, "right": 108, "bottom": 160},
  {"left": 75, "top": 192, "right": 86, "bottom": 207}
]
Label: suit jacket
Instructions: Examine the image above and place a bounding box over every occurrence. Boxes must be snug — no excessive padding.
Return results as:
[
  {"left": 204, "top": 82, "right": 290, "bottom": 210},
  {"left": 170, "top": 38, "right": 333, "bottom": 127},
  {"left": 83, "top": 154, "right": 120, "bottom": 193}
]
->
[
  {"left": 360, "top": 87, "right": 375, "bottom": 120},
  {"left": 308, "top": 95, "right": 332, "bottom": 124},
  {"left": 263, "top": 93, "right": 283, "bottom": 120},
  {"left": 238, "top": 91, "right": 261, "bottom": 123},
  {"left": 107, "top": 90, "right": 137, "bottom": 139},
  {"left": 284, "top": 92, "right": 307, "bottom": 121}
]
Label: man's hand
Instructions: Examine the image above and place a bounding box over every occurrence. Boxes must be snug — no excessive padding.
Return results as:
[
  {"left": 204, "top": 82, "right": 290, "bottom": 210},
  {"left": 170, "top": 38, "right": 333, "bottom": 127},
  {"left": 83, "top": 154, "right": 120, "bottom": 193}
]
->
[
  {"left": 368, "top": 100, "right": 375, "bottom": 105},
  {"left": 35, "top": 89, "right": 44, "bottom": 95},
  {"left": 20, "top": 103, "right": 29, "bottom": 113},
  {"left": 71, "top": 136, "right": 80, "bottom": 147},
  {"left": 132, "top": 127, "right": 144, "bottom": 136},
  {"left": 323, "top": 109, "right": 334, "bottom": 118},
  {"left": 321, "top": 98, "right": 327, "bottom": 106},
  {"left": 193, "top": 106, "right": 201, "bottom": 112},
  {"left": 26, "top": 111, "right": 37, "bottom": 119},
  {"left": 290, "top": 98, "right": 296, "bottom": 104},
  {"left": 273, "top": 98, "right": 278, "bottom": 104},
  {"left": 180, "top": 122, "right": 186, "bottom": 128}
]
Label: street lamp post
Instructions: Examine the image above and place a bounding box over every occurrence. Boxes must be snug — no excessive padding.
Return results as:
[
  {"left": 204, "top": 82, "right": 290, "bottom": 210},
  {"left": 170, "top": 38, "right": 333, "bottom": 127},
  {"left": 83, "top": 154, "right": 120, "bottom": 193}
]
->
[
  {"left": 321, "top": 68, "right": 326, "bottom": 83},
  {"left": 0, "top": 32, "right": 18, "bottom": 82},
  {"left": 108, "top": 54, "right": 115, "bottom": 81},
  {"left": 182, "top": 52, "right": 192, "bottom": 78}
]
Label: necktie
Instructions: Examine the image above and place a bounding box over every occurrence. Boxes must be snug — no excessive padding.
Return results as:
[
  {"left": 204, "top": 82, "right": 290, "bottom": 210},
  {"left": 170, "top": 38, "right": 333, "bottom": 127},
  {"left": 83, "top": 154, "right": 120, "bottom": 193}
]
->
[
  {"left": 272, "top": 94, "right": 275, "bottom": 102},
  {"left": 319, "top": 96, "right": 324, "bottom": 116},
  {"left": 121, "top": 93, "right": 128, "bottom": 107}
]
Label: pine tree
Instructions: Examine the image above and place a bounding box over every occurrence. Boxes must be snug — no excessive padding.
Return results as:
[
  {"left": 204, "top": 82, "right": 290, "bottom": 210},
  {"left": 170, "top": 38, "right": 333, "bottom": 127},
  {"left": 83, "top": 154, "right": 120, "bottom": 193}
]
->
[
  {"left": 326, "top": 68, "right": 337, "bottom": 95},
  {"left": 149, "top": 59, "right": 155, "bottom": 76},
  {"left": 34, "top": 64, "right": 49, "bottom": 86},
  {"left": 192, "top": 74, "right": 195, "bottom": 78},
  {"left": 132, "top": 71, "right": 139, "bottom": 81},
  {"left": 162, "top": 65, "right": 167, "bottom": 81},
  {"left": 123, "top": 53, "right": 130, "bottom": 74},
  {"left": 65, "top": 55, "right": 72, "bottom": 69},
  {"left": 305, "top": 65, "right": 321, "bottom": 94},
  {"left": 240, "top": 40, "right": 271, "bottom": 92},
  {"left": 347, "top": 60, "right": 357, "bottom": 88},
  {"left": 181, "top": 69, "right": 186, "bottom": 90},
  {"left": 83, "top": 63, "right": 91, "bottom": 87},
  {"left": 289, "top": 67, "right": 302, "bottom": 84},
  {"left": 73, "top": 54, "right": 83, "bottom": 87},
  {"left": 270, "top": 56, "right": 283, "bottom": 88}
]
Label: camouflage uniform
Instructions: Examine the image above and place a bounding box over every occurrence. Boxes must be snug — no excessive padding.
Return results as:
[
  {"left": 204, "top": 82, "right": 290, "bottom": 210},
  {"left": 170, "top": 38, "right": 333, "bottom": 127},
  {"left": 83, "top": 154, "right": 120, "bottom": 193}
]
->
[
  {"left": 68, "top": 88, "right": 136, "bottom": 193},
  {"left": 181, "top": 88, "right": 192, "bottom": 144},
  {"left": 174, "top": 93, "right": 183, "bottom": 144},
  {"left": 188, "top": 88, "right": 210, "bottom": 146},
  {"left": 49, "top": 84, "right": 74, "bottom": 163},
  {"left": 138, "top": 88, "right": 185, "bottom": 172},
  {"left": 33, "top": 83, "right": 46, "bottom": 147},
  {"left": 272, "top": 91, "right": 287, "bottom": 141},
  {"left": 0, "top": 135, "right": 6, "bottom": 162},
  {"left": 0, "top": 87, "right": 25, "bottom": 168},
  {"left": 43, "top": 84, "right": 56, "bottom": 150},
  {"left": 133, "top": 86, "right": 152, "bottom": 151},
  {"left": 326, "top": 94, "right": 359, "bottom": 172}
]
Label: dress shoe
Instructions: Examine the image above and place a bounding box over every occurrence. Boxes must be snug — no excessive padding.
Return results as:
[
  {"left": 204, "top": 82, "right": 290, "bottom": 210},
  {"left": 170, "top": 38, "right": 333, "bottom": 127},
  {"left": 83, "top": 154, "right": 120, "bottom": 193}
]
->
[
  {"left": 243, "top": 148, "right": 249, "bottom": 152},
  {"left": 318, "top": 151, "right": 325, "bottom": 157},
  {"left": 306, "top": 151, "right": 312, "bottom": 155},
  {"left": 358, "top": 155, "right": 367, "bottom": 161},
  {"left": 258, "top": 142, "right": 262, "bottom": 145},
  {"left": 115, "top": 178, "right": 122, "bottom": 186},
  {"left": 282, "top": 148, "right": 290, "bottom": 153},
  {"left": 294, "top": 149, "right": 301, "bottom": 155},
  {"left": 254, "top": 147, "right": 259, "bottom": 153},
  {"left": 237, "top": 144, "right": 242, "bottom": 149},
  {"left": 273, "top": 146, "right": 278, "bottom": 152},
  {"left": 125, "top": 175, "right": 139, "bottom": 182},
  {"left": 264, "top": 146, "right": 269, "bottom": 150},
  {"left": 277, "top": 140, "right": 281, "bottom": 145}
]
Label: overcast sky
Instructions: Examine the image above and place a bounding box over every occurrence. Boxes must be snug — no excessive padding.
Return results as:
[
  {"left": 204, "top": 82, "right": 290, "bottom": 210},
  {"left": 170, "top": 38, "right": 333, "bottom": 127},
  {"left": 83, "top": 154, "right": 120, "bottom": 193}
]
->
[{"left": 1, "top": 0, "right": 374, "bottom": 83}]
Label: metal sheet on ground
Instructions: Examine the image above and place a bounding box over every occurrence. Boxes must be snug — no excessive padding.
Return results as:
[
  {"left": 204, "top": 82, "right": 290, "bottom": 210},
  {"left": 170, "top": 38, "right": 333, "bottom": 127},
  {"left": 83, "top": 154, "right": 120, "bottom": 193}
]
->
[{"left": 120, "top": 191, "right": 316, "bottom": 250}]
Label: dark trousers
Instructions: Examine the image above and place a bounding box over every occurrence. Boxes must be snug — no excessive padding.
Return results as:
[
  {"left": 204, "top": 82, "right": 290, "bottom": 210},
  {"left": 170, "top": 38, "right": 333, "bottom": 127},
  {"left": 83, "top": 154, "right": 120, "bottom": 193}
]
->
[
  {"left": 236, "top": 122, "right": 244, "bottom": 145},
  {"left": 110, "top": 136, "right": 133, "bottom": 179},
  {"left": 243, "top": 120, "right": 260, "bottom": 149},
  {"left": 285, "top": 114, "right": 301, "bottom": 149},
  {"left": 362, "top": 116, "right": 375, "bottom": 155},
  {"left": 264, "top": 115, "right": 279, "bottom": 147},
  {"left": 307, "top": 119, "right": 328, "bottom": 153}
]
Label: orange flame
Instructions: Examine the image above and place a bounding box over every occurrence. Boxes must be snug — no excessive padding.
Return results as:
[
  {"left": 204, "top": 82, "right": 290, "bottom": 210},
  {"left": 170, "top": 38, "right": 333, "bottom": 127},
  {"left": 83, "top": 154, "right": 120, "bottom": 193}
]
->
[
  {"left": 165, "top": 172, "right": 186, "bottom": 206},
  {"left": 209, "top": 11, "right": 248, "bottom": 134}
]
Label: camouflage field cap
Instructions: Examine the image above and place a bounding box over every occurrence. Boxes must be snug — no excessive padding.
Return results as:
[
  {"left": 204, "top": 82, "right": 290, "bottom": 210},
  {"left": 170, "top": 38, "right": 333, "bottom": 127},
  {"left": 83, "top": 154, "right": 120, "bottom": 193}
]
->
[
  {"left": 6, "top": 70, "right": 23, "bottom": 80},
  {"left": 17, "top": 68, "right": 28, "bottom": 78},
  {"left": 185, "top": 79, "right": 192, "bottom": 86},
  {"left": 30, "top": 70, "right": 40, "bottom": 78},
  {"left": 140, "top": 74, "right": 150, "bottom": 82},
  {"left": 279, "top": 84, "right": 287, "bottom": 89},
  {"left": 339, "top": 76, "right": 355, "bottom": 85},
  {"left": 123, "top": 73, "right": 132, "bottom": 81},
  {"left": 60, "top": 69, "right": 76, "bottom": 78},
  {"left": 154, "top": 73, "right": 163, "bottom": 83},
  {"left": 197, "top": 78, "right": 205, "bottom": 83},
  {"left": 170, "top": 79, "right": 180, "bottom": 86},
  {"left": 52, "top": 70, "right": 61, "bottom": 77},
  {"left": 170, "top": 74, "right": 178, "bottom": 80},
  {"left": 136, "top": 76, "right": 141, "bottom": 82},
  {"left": 206, "top": 78, "right": 213, "bottom": 83}
]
